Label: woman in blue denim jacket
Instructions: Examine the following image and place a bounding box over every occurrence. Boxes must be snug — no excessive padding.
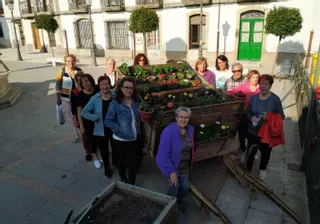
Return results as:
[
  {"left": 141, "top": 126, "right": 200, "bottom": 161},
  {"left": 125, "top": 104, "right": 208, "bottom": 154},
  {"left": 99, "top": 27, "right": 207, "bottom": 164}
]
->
[
  {"left": 81, "top": 76, "right": 115, "bottom": 178},
  {"left": 105, "top": 77, "right": 141, "bottom": 184}
]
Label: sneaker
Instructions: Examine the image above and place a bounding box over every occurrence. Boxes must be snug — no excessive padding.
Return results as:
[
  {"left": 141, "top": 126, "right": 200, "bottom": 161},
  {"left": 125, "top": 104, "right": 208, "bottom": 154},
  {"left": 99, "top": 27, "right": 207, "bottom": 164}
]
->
[
  {"left": 94, "top": 160, "right": 102, "bottom": 169},
  {"left": 85, "top": 154, "right": 92, "bottom": 161},
  {"left": 104, "top": 168, "right": 113, "bottom": 178},
  {"left": 259, "top": 170, "right": 267, "bottom": 180},
  {"left": 255, "top": 150, "right": 261, "bottom": 160},
  {"left": 73, "top": 136, "right": 80, "bottom": 143}
]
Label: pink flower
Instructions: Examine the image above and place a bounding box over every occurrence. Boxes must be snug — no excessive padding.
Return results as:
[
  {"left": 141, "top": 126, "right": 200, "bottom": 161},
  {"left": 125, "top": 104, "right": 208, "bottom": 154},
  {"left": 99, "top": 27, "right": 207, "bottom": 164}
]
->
[
  {"left": 167, "top": 102, "right": 174, "bottom": 108},
  {"left": 205, "top": 91, "right": 209, "bottom": 95}
]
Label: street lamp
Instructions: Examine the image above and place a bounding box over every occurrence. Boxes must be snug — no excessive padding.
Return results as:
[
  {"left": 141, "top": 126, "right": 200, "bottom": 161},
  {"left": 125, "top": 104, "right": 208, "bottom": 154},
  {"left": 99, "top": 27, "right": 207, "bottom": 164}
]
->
[
  {"left": 86, "top": 0, "right": 97, "bottom": 66},
  {"left": 7, "top": 0, "right": 23, "bottom": 61}
]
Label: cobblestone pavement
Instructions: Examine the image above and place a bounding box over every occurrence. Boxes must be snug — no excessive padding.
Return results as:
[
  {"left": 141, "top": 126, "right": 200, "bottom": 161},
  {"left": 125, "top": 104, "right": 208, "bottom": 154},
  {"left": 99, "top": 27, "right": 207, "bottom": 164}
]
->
[{"left": 0, "top": 53, "right": 309, "bottom": 223}]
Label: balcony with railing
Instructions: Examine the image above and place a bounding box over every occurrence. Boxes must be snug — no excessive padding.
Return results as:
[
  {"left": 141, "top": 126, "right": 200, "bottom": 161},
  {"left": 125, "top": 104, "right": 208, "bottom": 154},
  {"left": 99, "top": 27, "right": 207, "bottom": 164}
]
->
[
  {"left": 20, "top": 0, "right": 36, "bottom": 16},
  {"left": 101, "top": 0, "right": 125, "bottom": 11},
  {"left": 69, "top": 0, "right": 87, "bottom": 12},
  {"left": 35, "top": 0, "right": 49, "bottom": 13},
  {"left": 136, "top": 0, "right": 162, "bottom": 9},
  {"left": 181, "top": 0, "right": 212, "bottom": 6}
]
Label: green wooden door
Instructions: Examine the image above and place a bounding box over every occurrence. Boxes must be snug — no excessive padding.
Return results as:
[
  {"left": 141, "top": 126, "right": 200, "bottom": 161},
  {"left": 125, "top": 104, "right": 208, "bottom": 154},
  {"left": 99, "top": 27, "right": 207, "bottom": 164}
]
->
[{"left": 238, "top": 18, "right": 264, "bottom": 61}]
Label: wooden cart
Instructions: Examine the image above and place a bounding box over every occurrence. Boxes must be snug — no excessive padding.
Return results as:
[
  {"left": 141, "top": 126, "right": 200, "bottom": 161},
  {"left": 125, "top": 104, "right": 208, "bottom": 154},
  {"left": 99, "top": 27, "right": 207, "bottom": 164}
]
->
[{"left": 116, "top": 61, "right": 244, "bottom": 162}]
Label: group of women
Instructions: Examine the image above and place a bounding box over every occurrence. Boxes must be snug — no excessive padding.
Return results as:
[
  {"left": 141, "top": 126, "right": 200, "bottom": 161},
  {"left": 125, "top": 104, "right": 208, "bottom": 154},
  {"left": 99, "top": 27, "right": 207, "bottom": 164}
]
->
[
  {"left": 56, "top": 52, "right": 285, "bottom": 214},
  {"left": 156, "top": 55, "right": 285, "bottom": 213},
  {"left": 55, "top": 54, "right": 147, "bottom": 184}
]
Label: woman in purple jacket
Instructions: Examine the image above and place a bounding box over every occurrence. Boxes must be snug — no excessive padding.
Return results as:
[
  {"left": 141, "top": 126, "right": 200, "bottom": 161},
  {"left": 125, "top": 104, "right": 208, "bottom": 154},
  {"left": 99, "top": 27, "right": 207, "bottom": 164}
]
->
[{"left": 156, "top": 106, "right": 195, "bottom": 213}]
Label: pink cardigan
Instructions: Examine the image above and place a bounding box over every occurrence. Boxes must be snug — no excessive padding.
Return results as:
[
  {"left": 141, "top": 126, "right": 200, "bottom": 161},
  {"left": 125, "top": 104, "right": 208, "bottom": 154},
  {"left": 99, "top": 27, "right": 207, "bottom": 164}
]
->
[{"left": 227, "top": 83, "right": 260, "bottom": 109}]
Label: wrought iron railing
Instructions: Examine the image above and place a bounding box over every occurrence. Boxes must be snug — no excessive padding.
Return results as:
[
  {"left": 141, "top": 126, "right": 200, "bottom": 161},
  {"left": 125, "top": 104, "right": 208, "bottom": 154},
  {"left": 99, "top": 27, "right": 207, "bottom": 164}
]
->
[
  {"left": 69, "top": 0, "right": 87, "bottom": 10},
  {"left": 35, "top": 0, "right": 48, "bottom": 12},
  {"left": 101, "top": 0, "right": 124, "bottom": 7},
  {"left": 20, "top": 1, "right": 36, "bottom": 14},
  {"left": 136, "top": 0, "right": 161, "bottom": 5}
]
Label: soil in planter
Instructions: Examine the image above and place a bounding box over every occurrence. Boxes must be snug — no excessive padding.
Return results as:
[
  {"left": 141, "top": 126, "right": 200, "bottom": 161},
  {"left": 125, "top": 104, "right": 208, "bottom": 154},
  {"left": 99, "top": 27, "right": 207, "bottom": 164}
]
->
[{"left": 79, "top": 189, "right": 166, "bottom": 224}]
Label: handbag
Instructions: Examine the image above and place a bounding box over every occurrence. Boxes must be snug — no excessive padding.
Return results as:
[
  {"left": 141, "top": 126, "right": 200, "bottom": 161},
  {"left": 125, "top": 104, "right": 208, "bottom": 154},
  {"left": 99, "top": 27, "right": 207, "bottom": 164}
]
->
[{"left": 56, "top": 104, "right": 66, "bottom": 126}]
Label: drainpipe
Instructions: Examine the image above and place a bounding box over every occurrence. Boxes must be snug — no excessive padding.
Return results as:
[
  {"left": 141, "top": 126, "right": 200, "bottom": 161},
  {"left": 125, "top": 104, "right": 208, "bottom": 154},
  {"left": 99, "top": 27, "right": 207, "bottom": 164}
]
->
[
  {"left": 216, "top": 0, "right": 221, "bottom": 57},
  {"left": 198, "top": 0, "right": 203, "bottom": 57}
]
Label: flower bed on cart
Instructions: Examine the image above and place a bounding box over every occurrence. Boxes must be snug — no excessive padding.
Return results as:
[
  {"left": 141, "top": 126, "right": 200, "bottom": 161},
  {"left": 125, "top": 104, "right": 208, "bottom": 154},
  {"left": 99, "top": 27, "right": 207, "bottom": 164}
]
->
[{"left": 117, "top": 61, "right": 244, "bottom": 161}]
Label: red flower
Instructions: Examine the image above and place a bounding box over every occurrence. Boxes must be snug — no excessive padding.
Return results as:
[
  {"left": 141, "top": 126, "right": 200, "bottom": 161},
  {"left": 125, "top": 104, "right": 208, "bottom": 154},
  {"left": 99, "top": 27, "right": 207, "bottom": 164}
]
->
[
  {"left": 170, "top": 80, "right": 175, "bottom": 84},
  {"left": 167, "top": 102, "right": 174, "bottom": 108},
  {"left": 194, "top": 81, "right": 200, "bottom": 86},
  {"left": 160, "top": 74, "right": 166, "bottom": 79}
]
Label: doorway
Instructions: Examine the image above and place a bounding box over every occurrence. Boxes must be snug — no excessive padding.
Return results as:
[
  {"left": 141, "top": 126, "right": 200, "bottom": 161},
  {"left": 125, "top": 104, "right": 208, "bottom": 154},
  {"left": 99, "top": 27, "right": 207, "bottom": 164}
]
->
[
  {"left": 31, "top": 23, "right": 41, "bottom": 49},
  {"left": 238, "top": 11, "right": 264, "bottom": 61}
]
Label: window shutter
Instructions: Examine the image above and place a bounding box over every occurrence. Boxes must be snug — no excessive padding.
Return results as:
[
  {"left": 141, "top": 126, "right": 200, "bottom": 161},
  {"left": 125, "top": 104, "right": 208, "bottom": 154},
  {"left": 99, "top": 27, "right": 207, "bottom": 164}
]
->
[{"left": 73, "top": 21, "right": 80, "bottom": 48}]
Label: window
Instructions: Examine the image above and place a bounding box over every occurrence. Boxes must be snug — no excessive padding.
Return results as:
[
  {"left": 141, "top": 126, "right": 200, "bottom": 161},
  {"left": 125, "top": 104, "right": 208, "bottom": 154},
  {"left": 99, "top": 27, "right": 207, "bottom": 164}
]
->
[
  {"left": 105, "top": 21, "right": 129, "bottom": 50},
  {"left": 189, "top": 14, "right": 206, "bottom": 49},
  {"left": 74, "top": 19, "right": 91, "bottom": 49},
  {"left": 147, "top": 29, "right": 160, "bottom": 50},
  {"left": 48, "top": 32, "right": 56, "bottom": 47}
]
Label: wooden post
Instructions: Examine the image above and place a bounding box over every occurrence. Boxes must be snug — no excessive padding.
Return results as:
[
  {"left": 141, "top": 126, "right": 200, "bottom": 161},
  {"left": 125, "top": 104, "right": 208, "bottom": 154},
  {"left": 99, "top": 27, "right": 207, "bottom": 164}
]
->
[{"left": 305, "top": 31, "right": 314, "bottom": 69}]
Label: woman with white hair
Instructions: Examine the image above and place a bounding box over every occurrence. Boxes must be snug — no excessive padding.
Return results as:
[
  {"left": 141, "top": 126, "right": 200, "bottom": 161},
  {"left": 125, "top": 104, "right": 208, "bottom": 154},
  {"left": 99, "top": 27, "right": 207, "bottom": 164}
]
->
[
  {"left": 224, "top": 62, "right": 247, "bottom": 91},
  {"left": 156, "top": 106, "right": 195, "bottom": 213},
  {"left": 104, "top": 58, "right": 118, "bottom": 90}
]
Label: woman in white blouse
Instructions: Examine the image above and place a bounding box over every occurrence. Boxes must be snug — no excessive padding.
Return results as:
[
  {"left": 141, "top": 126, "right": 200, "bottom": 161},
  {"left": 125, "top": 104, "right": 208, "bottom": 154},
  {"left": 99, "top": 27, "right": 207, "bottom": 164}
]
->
[
  {"left": 104, "top": 58, "right": 117, "bottom": 89},
  {"left": 214, "top": 55, "right": 233, "bottom": 89}
]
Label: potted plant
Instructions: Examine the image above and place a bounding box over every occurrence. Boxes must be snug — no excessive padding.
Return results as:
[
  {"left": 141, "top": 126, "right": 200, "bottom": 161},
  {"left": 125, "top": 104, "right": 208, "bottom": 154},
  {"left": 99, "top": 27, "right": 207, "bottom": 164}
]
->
[{"left": 139, "top": 100, "right": 154, "bottom": 123}]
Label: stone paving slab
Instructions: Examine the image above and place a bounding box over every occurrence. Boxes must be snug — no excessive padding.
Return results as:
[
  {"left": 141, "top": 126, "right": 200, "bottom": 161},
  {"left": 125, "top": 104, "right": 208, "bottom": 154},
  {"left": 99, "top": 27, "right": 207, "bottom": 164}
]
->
[{"left": 244, "top": 208, "right": 283, "bottom": 224}]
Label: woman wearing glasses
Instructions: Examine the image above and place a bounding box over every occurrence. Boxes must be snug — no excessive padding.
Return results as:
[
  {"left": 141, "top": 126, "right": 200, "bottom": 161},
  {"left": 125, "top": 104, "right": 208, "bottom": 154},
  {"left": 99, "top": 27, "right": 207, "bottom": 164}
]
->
[
  {"left": 105, "top": 77, "right": 141, "bottom": 185},
  {"left": 156, "top": 106, "right": 195, "bottom": 213},
  {"left": 224, "top": 62, "right": 247, "bottom": 91},
  {"left": 133, "top": 53, "right": 149, "bottom": 67}
]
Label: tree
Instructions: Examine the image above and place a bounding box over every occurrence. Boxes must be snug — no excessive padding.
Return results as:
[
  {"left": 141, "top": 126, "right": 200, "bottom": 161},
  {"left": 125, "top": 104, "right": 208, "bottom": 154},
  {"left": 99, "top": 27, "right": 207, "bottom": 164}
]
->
[
  {"left": 265, "top": 7, "right": 303, "bottom": 75},
  {"left": 34, "top": 14, "right": 59, "bottom": 56},
  {"left": 129, "top": 7, "right": 159, "bottom": 56}
]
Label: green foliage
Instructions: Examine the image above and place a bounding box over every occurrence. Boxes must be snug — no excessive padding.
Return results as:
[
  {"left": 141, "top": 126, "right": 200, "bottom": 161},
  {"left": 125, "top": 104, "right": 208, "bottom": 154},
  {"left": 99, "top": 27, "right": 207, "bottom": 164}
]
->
[
  {"left": 119, "top": 62, "right": 130, "bottom": 76},
  {"left": 34, "top": 14, "right": 59, "bottom": 33},
  {"left": 129, "top": 7, "right": 159, "bottom": 34},
  {"left": 140, "top": 100, "right": 153, "bottom": 112},
  {"left": 134, "top": 65, "right": 150, "bottom": 79},
  {"left": 265, "top": 7, "right": 303, "bottom": 40}
]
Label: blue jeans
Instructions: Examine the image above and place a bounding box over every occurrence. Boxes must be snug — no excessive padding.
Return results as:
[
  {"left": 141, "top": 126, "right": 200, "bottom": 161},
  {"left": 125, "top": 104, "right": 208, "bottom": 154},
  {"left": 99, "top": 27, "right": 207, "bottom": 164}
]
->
[{"left": 167, "top": 175, "right": 190, "bottom": 201}]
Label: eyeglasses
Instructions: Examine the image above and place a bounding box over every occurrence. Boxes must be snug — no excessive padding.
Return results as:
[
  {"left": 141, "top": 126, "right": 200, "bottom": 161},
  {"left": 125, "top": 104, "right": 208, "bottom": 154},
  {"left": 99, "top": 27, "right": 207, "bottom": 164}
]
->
[
  {"left": 232, "top": 70, "right": 242, "bottom": 73},
  {"left": 122, "top": 86, "right": 134, "bottom": 90},
  {"left": 178, "top": 116, "right": 189, "bottom": 120}
]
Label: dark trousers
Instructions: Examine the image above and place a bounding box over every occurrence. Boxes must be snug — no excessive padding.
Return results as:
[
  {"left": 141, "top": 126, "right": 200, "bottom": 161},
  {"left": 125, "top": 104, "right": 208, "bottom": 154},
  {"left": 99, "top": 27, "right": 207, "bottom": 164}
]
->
[
  {"left": 246, "top": 134, "right": 272, "bottom": 171},
  {"left": 104, "top": 128, "right": 117, "bottom": 168},
  {"left": 82, "top": 129, "right": 97, "bottom": 154},
  {"left": 238, "top": 116, "right": 248, "bottom": 149},
  {"left": 114, "top": 139, "right": 138, "bottom": 185},
  {"left": 94, "top": 135, "right": 110, "bottom": 170}
]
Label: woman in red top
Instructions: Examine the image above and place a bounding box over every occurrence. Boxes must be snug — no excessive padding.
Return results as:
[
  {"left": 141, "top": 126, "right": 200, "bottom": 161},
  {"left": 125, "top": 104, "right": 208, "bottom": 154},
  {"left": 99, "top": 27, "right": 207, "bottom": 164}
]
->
[{"left": 227, "top": 70, "right": 260, "bottom": 151}]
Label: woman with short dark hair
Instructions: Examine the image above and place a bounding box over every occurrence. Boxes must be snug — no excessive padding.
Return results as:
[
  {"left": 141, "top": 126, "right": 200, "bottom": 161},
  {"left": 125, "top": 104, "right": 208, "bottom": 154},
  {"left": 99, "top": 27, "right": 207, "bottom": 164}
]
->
[
  {"left": 246, "top": 74, "right": 285, "bottom": 180},
  {"left": 214, "top": 55, "right": 232, "bottom": 89},
  {"left": 81, "top": 76, "right": 115, "bottom": 178},
  {"left": 105, "top": 77, "right": 141, "bottom": 184},
  {"left": 76, "top": 74, "right": 99, "bottom": 164}
]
